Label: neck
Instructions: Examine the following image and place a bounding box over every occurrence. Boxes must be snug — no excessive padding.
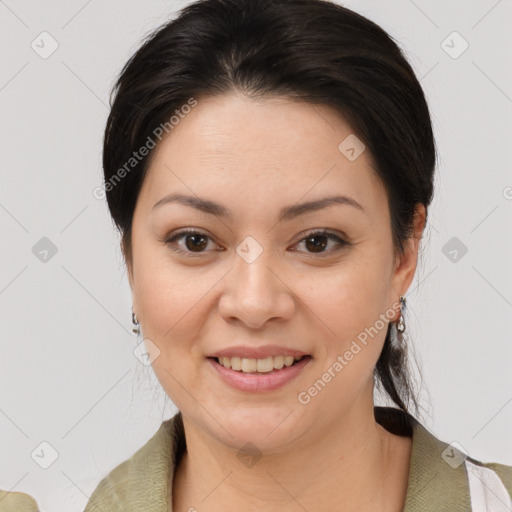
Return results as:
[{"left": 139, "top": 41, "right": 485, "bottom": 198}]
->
[{"left": 172, "top": 402, "right": 410, "bottom": 512}]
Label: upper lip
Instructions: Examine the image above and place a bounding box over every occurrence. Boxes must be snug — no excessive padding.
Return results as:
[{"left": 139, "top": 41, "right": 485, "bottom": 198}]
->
[{"left": 209, "top": 345, "right": 310, "bottom": 359}]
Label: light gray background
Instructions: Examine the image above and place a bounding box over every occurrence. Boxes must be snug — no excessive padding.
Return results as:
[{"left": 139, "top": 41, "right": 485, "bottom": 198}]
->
[{"left": 1, "top": 1, "right": 511, "bottom": 510}]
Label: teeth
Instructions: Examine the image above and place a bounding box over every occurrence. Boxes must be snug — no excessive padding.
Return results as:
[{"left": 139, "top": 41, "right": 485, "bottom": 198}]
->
[
  {"left": 242, "top": 358, "right": 257, "bottom": 372},
  {"left": 273, "top": 355, "right": 284, "bottom": 370},
  {"left": 217, "top": 355, "right": 304, "bottom": 373}
]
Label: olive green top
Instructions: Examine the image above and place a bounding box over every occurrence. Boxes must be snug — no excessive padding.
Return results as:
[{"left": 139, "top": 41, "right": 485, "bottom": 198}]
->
[{"left": 2, "top": 407, "right": 511, "bottom": 511}]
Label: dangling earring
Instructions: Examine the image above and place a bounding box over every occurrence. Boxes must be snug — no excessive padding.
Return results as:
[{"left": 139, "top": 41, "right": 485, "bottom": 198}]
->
[
  {"left": 397, "top": 295, "right": 406, "bottom": 333},
  {"left": 131, "top": 306, "right": 140, "bottom": 335}
]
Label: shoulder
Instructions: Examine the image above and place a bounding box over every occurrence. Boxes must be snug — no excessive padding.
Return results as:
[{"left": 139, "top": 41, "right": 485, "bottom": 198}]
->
[
  {"left": 0, "top": 491, "right": 40, "bottom": 512},
  {"left": 84, "top": 458, "right": 133, "bottom": 512},
  {"left": 467, "top": 459, "right": 512, "bottom": 499},
  {"left": 484, "top": 461, "right": 512, "bottom": 490},
  {"left": 374, "top": 407, "right": 512, "bottom": 511},
  {"left": 409, "top": 417, "right": 512, "bottom": 509},
  {"left": 85, "top": 413, "right": 183, "bottom": 512}
]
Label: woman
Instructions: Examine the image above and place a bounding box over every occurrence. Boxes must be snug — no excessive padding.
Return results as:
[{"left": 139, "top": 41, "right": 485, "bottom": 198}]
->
[
  {"left": 2, "top": 0, "right": 509, "bottom": 511},
  {"left": 85, "top": 0, "right": 512, "bottom": 511}
]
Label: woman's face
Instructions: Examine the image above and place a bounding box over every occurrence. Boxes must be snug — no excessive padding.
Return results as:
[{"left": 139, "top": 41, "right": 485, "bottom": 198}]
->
[{"left": 128, "top": 93, "right": 423, "bottom": 452}]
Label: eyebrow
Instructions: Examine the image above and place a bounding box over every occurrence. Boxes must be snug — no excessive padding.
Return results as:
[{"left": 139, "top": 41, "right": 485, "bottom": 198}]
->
[{"left": 152, "top": 193, "right": 364, "bottom": 221}]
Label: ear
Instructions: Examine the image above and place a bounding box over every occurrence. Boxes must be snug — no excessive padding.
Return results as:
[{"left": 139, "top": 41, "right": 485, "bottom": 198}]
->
[{"left": 389, "top": 203, "right": 426, "bottom": 319}]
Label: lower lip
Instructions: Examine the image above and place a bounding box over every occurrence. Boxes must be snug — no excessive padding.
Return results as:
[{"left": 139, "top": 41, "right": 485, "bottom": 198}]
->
[{"left": 207, "top": 356, "right": 312, "bottom": 392}]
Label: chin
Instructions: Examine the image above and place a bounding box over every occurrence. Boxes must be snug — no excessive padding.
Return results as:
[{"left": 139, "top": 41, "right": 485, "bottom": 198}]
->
[{"left": 202, "top": 403, "right": 309, "bottom": 453}]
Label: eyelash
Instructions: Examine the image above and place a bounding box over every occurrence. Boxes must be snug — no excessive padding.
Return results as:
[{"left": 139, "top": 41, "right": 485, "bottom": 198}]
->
[{"left": 163, "top": 228, "right": 349, "bottom": 257}]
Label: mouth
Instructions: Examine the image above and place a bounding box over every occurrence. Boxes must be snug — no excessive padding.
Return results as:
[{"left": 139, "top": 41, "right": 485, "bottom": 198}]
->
[
  {"left": 208, "top": 355, "right": 312, "bottom": 374},
  {"left": 207, "top": 354, "right": 312, "bottom": 392}
]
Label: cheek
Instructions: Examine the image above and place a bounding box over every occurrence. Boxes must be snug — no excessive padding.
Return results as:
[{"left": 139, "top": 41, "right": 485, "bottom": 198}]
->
[
  {"left": 298, "top": 256, "right": 392, "bottom": 384},
  {"left": 136, "top": 264, "right": 213, "bottom": 407},
  {"left": 302, "top": 257, "right": 390, "bottom": 333},
  {"left": 134, "top": 255, "right": 218, "bottom": 358}
]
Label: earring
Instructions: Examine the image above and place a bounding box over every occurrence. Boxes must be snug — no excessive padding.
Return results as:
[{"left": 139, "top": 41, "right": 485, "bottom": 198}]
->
[
  {"left": 131, "top": 306, "right": 140, "bottom": 335},
  {"left": 397, "top": 295, "right": 406, "bottom": 333}
]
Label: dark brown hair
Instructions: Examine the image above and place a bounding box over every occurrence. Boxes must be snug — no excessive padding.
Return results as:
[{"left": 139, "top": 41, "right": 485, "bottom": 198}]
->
[{"left": 102, "top": 0, "right": 436, "bottom": 419}]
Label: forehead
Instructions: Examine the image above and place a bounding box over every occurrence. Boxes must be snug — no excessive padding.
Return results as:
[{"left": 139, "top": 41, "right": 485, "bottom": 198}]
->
[{"left": 138, "top": 93, "right": 386, "bottom": 221}]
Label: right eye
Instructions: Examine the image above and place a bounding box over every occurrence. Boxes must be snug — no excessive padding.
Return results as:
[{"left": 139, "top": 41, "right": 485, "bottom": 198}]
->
[{"left": 164, "top": 228, "right": 220, "bottom": 255}]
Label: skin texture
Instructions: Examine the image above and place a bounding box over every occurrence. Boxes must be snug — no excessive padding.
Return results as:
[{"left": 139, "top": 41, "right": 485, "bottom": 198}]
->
[{"left": 126, "top": 93, "right": 425, "bottom": 511}]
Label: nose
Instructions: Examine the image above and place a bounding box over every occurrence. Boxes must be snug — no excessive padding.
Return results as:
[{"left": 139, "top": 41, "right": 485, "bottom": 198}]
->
[{"left": 218, "top": 249, "right": 295, "bottom": 329}]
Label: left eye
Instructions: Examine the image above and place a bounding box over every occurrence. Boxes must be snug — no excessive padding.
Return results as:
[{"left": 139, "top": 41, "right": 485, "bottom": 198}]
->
[
  {"left": 164, "top": 229, "right": 348, "bottom": 256},
  {"left": 293, "top": 230, "right": 348, "bottom": 255}
]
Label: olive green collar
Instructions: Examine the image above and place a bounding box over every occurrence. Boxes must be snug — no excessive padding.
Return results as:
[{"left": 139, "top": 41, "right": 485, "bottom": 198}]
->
[{"left": 127, "top": 407, "right": 474, "bottom": 512}]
